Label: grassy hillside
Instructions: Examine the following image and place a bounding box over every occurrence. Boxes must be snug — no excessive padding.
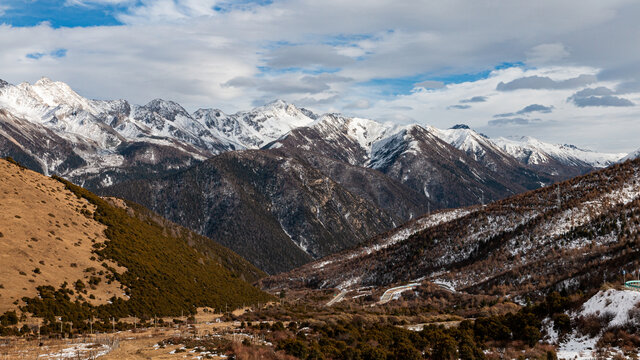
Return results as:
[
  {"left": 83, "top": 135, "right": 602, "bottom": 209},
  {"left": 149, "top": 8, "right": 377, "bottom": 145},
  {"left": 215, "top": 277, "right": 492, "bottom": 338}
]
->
[{"left": 0, "top": 158, "right": 271, "bottom": 331}]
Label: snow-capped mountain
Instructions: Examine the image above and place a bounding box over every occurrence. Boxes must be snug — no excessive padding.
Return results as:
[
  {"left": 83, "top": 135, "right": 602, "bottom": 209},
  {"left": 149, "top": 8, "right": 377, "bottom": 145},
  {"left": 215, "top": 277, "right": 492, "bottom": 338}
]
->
[
  {"left": 430, "top": 124, "right": 625, "bottom": 183},
  {"left": 431, "top": 124, "right": 516, "bottom": 171},
  {"left": 269, "top": 118, "right": 569, "bottom": 209},
  {"left": 267, "top": 113, "right": 397, "bottom": 165},
  {"left": 621, "top": 147, "right": 640, "bottom": 162},
  {"left": 0, "top": 77, "right": 316, "bottom": 182},
  {"left": 492, "top": 136, "right": 624, "bottom": 169},
  {"left": 194, "top": 99, "right": 316, "bottom": 150}
]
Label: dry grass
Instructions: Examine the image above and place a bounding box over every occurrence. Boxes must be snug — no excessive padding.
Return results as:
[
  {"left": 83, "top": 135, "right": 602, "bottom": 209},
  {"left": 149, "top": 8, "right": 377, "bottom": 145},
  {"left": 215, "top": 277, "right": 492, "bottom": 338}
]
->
[{"left": 0, "top": 159, "right": 126, "bottom": 313}]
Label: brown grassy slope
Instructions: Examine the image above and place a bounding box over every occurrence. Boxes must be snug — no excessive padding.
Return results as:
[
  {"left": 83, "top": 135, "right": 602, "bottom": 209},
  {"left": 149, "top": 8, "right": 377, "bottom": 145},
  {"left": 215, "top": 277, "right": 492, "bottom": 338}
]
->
[{"left": 0, "top": 158, "right": 125, "bottom": 313}]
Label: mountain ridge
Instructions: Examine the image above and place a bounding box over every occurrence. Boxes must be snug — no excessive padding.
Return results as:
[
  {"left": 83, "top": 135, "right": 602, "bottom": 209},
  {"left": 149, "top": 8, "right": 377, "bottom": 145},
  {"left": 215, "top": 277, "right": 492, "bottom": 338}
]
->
[
  {"left": 261, "top": 157, "right": 640, "bottom": 298},
  {"left": 0, "top": 76, "right": 631, "bottom": 275}
]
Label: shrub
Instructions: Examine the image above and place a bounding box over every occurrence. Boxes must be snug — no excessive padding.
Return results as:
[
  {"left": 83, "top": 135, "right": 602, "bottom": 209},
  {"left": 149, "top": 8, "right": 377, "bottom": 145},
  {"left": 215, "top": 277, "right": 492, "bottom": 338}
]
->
[{"left": 0, "top": 311, "right": 18, "bottom": 326}]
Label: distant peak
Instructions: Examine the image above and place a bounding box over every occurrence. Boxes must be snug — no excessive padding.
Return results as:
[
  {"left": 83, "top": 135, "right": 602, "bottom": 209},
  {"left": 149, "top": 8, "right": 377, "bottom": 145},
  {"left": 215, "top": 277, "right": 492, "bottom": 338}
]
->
[
  {"left": 450, "top": 124, "right": 470, "bottom": 130},
  {"left": 265, "top": 99, "right": 289, "bottom": 108},
  {"left": 0, "top": 79, "right": 8, "bottom": 88},
  {"left": 562, "top": 143, "right": 591, "bottom": 152},
  {"left": 35, "top": 77, "right": 54, "bottom": 86},
  {"left": 193, "top": 108, "right": 226, "bottom": 118},
  {"left": 146, "top": 98, "right": 180, "bottom": 107}
]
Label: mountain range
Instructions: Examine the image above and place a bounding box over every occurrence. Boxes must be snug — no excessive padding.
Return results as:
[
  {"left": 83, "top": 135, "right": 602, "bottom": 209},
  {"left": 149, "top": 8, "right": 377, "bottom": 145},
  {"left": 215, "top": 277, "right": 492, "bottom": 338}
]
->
[
  {"left": 0, "top": 77, "right": 628, "bottom": 273},
  {"left": 261, "top": 157, "right": 640, "bottom": 299}
]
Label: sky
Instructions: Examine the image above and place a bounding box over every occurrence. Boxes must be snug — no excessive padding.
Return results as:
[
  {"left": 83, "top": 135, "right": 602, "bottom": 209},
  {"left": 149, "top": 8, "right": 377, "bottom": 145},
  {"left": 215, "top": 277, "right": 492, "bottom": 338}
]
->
[{"left": 0, "top": 0, "right": 639, "bottom": 153}]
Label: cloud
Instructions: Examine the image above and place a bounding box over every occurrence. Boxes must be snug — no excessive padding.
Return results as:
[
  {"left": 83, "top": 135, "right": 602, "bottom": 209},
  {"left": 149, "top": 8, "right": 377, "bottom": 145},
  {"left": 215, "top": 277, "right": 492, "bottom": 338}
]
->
[
  {"left": 488, "top": 117, "right": 542, "bottom": 126},
  {"left": 223, "top": 73, "right": 352, "bottom": 95},
  {"left": 414, "top": 80, "right": 445, "bottom": 89},
  {"left": 494, "top": 104, "right": 553, "bottom": 118},
  {"left": 571, "top": 86, "right": 614, "bottom": 97},
  {"left": 518, "top": 104, "right": 553, "bottom": 114},
  {"left": 295, "top": 95, "right": 341, "bottom": 107},
  {"left": 616, "top": 80, "right": 640, "bottom": 94},
  {"left": 344, "top": 99, "right": 371, "bottom": 109},
  {"left": 526, "top": 43, "right": 569, "bottom": 65},
  {"left": 65, "top": 0, "right": 134, "bottom": 5},
  {"left": 568, "top": 87, "right": 634, "bottom": 107},
  {"left": 116, "top": 0, "right": 219, "bottom": 23},
  {"left": 264, "top": 44, "right": 355, "bottom": 69},
  {"left": 496, "top": 74, "right": 597, "bottom": 91},
  {"left": 460, "top": 96, "right": 487, "bottom": 103},
  {"left": 448, "top": 104, "right": 471, "bottom": 110},
  {"left": 571, "top": 95, "right": 634, "bottom": 107}
]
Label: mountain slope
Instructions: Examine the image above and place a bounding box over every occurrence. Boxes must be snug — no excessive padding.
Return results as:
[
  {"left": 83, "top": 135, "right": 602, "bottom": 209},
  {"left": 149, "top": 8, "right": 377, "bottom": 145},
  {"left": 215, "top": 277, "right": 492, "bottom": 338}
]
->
[
  {"left": 622, "top": 147, "right": 640, "bottom": 162},
  {"left": 369, "top": 124, "right": 528, "bottom": 208},
  {"left": 0, "top": 158, "right": 270, "bottom": 319},
  {"left": 101, "top": 149, "right": 397, "bottom": 274},
  {"left": 433, "top": 125, "right": 554, "bottom": 189},
  {"left": 263, "top": 158, "right": 640, "bottom": 298},
  {"left": 272, "top": 117, "right": 538, "bottom": 209}
]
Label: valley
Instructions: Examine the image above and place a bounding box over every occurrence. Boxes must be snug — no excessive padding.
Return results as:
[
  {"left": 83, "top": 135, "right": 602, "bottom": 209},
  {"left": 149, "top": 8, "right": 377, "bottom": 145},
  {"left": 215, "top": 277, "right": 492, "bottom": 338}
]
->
[{"left": 1, "top": 77, "right": 640, "bottom": 359}]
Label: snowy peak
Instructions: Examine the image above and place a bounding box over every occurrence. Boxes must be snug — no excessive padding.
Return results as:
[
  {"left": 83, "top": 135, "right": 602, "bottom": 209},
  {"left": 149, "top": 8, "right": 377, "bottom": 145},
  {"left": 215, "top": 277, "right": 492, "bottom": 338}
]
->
[
  {"left": 493, "top": 136, "right": 625, "bottom": 168},
  {"left": 139, "top": 98, "right": 191, "bottom": 120},
  {"left": 622, "top": 148, "right": 640, "bottom": 162},
  {"left": 368, "top": 124, "right": 453, "bottom": 171},
  {"left": 435, "top": 126, "right": 495, "bottom": 156},
  {"left": 194, "top": 100, "right": 316, "bottom": 150},
  {"left": 29, "top": 77, "right": 99, "bottom": 113},
  {"left": 312, "top": 114, "right": 395, "bottom": 152},
  {"left": 261, "top": 99, "right": 290, "bottom": 110}
]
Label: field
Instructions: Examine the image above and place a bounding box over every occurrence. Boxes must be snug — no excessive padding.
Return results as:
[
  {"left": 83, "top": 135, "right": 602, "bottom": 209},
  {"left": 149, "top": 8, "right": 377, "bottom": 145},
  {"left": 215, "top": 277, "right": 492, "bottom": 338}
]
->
[{"left": 0, "top": 308, "right": 253, "bottom": 359}]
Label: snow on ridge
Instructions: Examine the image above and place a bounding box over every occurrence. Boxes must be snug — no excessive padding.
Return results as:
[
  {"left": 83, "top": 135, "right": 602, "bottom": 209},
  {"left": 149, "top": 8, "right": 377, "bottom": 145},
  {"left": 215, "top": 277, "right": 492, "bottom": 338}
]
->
[
  {"left": 554, "top": 289, "right": 640, "bottom": 359},
  {"left": 580, "top": 289, "right": 640, "bottom": 327},
  {"left": 196, "top": 100, "right": 316, "bottom": 150},
  {"left": 621, "top": 147, "right": 640, "bottom": 162},
  {"left": 312, "top": 208, "right": 473, "bottom": 271},
  {"left": 492, "top": 136, "right": 625, "bottom": 168}
]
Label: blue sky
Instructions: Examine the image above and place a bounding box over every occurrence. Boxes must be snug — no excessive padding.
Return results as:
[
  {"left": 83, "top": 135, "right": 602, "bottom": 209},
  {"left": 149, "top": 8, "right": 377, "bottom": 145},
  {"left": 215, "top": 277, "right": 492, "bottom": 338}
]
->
[
  {"left": 0, "top": 0, "right": 127, "bottom": 27},
  {"left": 0, "top": 0, "right": 639, "bottom": 152}
]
